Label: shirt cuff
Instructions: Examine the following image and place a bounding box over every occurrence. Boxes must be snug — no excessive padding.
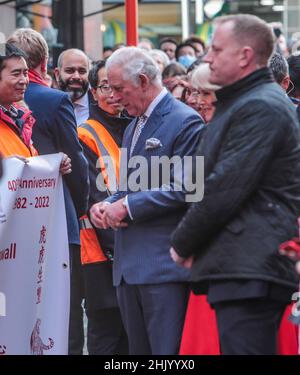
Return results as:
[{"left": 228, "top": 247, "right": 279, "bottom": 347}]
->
[{"left": 124, "top": 195, "right": 133, "bottom": 220}]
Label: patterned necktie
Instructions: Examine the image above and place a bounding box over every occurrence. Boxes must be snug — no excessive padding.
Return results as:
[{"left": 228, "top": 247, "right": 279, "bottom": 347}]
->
[
  {"left": 0, "top": 104, "right": 19, "bottom": 120},
  {"left": 130, "top": 114, "right": 147, "bottom": 156},
  {"left": 0, "top": 104, "right": 23, "bottom": 130}
]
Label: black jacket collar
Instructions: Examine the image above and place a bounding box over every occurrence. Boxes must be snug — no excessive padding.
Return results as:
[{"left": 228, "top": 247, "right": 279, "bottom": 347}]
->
[
  {"left": 88, "top": 103, "right": 132, "bottom": 147},
  {"left": 216, "top": 67, "right": 274, "bottom": 102}
]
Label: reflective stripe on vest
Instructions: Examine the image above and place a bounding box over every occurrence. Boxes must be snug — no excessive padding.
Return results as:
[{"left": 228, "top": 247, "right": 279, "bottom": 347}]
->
[
  {"left": 78, "top": 119, "right": 120, "bottom": 265},
  {"left": 79, "top": 120, "right": 119, "bottom": 194},
  {"left": 79, "top": 215, "right": 107, "bottom": 264},
  {"left": 80, "top": 216, "right": 93, "bottom": 230}
]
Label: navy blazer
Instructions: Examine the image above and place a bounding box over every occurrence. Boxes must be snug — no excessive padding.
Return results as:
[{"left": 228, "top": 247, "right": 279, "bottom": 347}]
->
[
  {"left": 25, "top": 83, "right": 89, "bottom": 245},
  {"left": 107, "top": 93, "right": 204, "bottom": 285}
]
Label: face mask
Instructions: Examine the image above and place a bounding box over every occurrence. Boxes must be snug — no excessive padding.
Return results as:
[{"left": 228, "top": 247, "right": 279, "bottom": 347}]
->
[{"left": 178, "top": 55, "right": 196, "bottom": 68}]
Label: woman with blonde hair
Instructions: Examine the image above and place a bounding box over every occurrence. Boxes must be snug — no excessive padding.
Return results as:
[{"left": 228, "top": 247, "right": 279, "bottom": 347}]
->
[{"left": 185, "top": 63, "right": 220, "bottom": 123}]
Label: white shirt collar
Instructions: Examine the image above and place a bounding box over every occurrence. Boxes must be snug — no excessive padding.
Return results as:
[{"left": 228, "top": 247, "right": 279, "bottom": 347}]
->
[
  {"left": 74, "top": 92, "right": 89, "bottom": 108},
  {"left": 143, "top": 87, "right": 168, "bottom": 120},
  {"left": 73, "top": 92, "right": 90, "bottom": 126}
]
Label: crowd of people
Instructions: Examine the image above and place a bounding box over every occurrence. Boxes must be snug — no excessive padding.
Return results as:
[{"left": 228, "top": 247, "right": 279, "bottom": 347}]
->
[{"left": 1, "top": 13, "right": 300, "bottom": 355}]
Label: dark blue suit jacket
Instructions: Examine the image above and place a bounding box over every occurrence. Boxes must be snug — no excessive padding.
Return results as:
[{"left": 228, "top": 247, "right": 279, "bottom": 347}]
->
[
  {"left": 107, "top": 93, "right": 204, "bottom": 286},
  {"left": 25, "top": 83, "right": 89, "bottom": 245}
]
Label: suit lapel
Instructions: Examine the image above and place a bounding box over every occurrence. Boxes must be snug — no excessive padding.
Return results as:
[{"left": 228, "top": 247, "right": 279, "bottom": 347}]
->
[
  {"left": 119, "top": 119, "right": 136, "bottom": 187},
  {"left": 122, "top": 117, "right": 138, "bottom": 150}
]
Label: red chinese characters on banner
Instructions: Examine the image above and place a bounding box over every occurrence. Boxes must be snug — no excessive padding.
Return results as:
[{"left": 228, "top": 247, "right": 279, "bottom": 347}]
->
[
  {"left": 36, "top": 286, "right": 42, "bottom": 305},
  {"left": 37, "top": 267, "right": 43, "bottom": 284},
  {"left": 38, "top": 246, "right": 45, "bottom": 265},
  {"left": 39, "top": 226, "right": 47, "bottom": 244},
  {"left": 36, "top": 226, "right": 47, "bottom": 304}
]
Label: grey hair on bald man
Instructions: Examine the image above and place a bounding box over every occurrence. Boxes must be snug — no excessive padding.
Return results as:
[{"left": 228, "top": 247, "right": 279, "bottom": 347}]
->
[
  {"left": 106, "top": 46, "right": 162, "bottom": 86},
  {"left": 57, "top": 48, "right": 90, "bottom": 69}
]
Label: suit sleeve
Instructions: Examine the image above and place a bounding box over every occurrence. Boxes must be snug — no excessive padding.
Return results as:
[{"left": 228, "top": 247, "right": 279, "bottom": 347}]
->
[
  {"left": 171, "top": 102, "right": 286, "bottom": 258},
  {"left": 127, "top": 117, "right": 204, "bottom": 222},
  {"left": 55, "top": 94, "right": 89, "bottom": 217}
]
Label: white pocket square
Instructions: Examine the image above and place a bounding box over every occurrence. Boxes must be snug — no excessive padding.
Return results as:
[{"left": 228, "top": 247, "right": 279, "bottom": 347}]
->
[{"left": 145, "top": 138, "right": 162, "bottom": 150}]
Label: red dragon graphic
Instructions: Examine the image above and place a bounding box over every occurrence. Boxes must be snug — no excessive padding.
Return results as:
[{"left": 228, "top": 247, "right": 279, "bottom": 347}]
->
[{"left": 30, "top": 319, "right": 54, "bottom": 355}]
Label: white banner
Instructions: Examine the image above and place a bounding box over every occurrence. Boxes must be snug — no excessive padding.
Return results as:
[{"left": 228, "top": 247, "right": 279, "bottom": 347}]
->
[{"left": 0, "top": 154, "right": 70, "bottom": 355}]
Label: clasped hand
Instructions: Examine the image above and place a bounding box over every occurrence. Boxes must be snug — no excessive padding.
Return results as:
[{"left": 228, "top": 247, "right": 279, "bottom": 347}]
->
[{"left": 90, "top": 199, "right": 128, "bottom": 230}]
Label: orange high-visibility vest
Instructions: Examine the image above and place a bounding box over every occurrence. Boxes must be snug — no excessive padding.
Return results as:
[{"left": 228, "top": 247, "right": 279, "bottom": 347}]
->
[
  {"left": 78, "top": 119, "right": 120, "bottom": 265},
  {"left": 0, "top": 119, "right": 37, "bottom": 157}
]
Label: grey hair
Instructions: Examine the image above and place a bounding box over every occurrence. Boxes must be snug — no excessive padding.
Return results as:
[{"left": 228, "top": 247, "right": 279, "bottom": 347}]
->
[
  {"left": 106, "top": 46, "right": 162, "bottom": 86},
  {"left": 148, "top": 49, "right": 170, "bottom": 70},
  {"left": 191, "top": 63, "right": 221, "bottom": 91},
  {"left": 269, "top": 52, "right": 289, "bottom": 84}
]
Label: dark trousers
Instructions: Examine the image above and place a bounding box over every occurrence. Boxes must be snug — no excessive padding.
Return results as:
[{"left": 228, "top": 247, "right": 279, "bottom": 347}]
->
[
  {"left": 117, "top": 281, "right": 189, "bottom": 355},
  {"left": 87, "top": 308, "right": 128, "bottom": 355},
  {"left": 213, "top": 297, "right": 287, "bottom": 355},
  {"left": 68, "top": 244, "right": 85, "bottom": 355}
]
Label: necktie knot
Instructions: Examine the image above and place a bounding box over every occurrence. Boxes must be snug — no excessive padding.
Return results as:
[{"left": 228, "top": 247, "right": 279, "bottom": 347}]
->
[{"left": 139, "top": 114, "right": 147, "bottom": 123}]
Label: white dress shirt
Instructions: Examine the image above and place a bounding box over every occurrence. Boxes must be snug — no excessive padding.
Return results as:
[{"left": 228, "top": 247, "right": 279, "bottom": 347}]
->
[
  {"left": 124, "top": 87, "right": 168, "bottom": 219},
  {"left": 73, "top": 92, "right": 89, "bottom": 126}
]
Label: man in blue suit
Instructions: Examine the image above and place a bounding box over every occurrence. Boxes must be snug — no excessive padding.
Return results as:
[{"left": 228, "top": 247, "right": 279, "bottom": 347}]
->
[
  {"left": 90, "top": 47, "right": 204, "bottom": 354},
  {"left": 8, "top": 29, "right": 89, "bottom": 355}
]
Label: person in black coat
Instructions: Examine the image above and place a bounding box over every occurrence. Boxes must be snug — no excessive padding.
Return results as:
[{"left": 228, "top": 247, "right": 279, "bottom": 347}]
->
[{"left": 170, "top": 14, "right": 300, "bottom": 355}]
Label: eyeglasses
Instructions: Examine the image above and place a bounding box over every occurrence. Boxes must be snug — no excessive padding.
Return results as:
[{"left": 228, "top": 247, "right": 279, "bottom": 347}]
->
[
  {"left": 287, "top": 80, "right": 295, "bottom": 96},
  {"left": 96, "top": 84, "right": 113, "bottom": 94},
  {"left": 185, "top": 89, "right": 201, "bottom": 98}
]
